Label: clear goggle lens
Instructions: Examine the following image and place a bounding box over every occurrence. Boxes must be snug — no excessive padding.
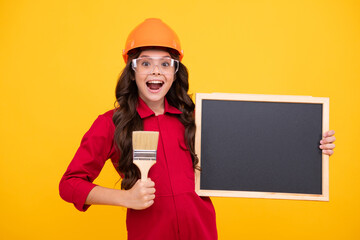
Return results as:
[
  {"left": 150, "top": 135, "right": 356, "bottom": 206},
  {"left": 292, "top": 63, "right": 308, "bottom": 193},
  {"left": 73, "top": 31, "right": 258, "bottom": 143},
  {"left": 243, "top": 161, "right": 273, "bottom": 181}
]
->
[{"left": 132, "top": 57, "right": 179, "bottom": 75}]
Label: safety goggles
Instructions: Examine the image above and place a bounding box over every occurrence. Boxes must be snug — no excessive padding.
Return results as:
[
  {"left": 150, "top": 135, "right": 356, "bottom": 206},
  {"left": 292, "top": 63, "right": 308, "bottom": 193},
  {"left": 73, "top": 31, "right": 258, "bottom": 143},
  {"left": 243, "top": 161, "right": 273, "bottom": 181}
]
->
[{"left": 131, "top": 57, "right": 179, "bottom": 75}]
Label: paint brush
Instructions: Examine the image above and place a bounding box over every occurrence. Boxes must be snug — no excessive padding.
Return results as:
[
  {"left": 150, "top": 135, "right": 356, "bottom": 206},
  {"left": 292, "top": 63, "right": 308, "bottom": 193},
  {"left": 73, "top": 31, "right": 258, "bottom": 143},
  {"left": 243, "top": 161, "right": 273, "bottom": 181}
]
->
[{"left": 132, "top": 131, "right": 159, "bottom": 181}]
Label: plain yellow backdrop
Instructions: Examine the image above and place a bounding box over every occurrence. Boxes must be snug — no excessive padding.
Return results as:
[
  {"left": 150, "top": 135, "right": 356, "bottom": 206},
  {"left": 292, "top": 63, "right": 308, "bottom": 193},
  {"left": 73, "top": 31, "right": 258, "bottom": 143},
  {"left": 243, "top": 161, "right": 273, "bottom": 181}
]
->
[{"left": 1, "top": 0, "right": 359, "bottom": 239}]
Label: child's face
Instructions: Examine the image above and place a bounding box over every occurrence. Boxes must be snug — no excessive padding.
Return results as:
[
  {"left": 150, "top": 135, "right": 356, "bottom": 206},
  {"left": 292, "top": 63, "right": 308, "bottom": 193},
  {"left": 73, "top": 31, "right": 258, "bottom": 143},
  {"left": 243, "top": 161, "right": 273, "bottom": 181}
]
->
[{"left": 134, "top": 49, "right": 175, "bottom": 107}]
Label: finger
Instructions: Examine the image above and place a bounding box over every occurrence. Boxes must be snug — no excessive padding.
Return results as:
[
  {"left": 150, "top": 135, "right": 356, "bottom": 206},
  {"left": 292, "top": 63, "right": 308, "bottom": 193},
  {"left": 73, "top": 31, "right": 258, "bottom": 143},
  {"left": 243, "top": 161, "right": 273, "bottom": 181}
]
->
[
  {"left": 144, "top": 179, "right": 155, "bottom": 187},
  {"left": 143, "top": 194, "right": 155, "bottom": 201},
  {"left": 143, "top": 187, "right": 155, "bottom": 195},
  {"left": 147, "top": 187, "right": 156, "bottom": 194},
  {"left": 147, "top": 194, "right": 155, "bottom": 200},
  {"left": 319, "top": 143, "right": 335, "bottom": 150},
  {"left": 322, "top": 149, "right": 334, "bottom": 156},
  {"left": 326, "top": 136, "right": 336, "bottom": 143},
  {"left": 320, "top": 136, "right": 336, "bottom": 144},
  {"left": 147, "top": 200, "right": 154, "bottom": 207},
  {"left": 138, "top": 180, "right": 148, "bottom": 188},
  {"left": 133, "top": 179, "right": 142, "bottom": 188},
  {"left": 323, "top": 130, "right": 335, "bottom": 138}
]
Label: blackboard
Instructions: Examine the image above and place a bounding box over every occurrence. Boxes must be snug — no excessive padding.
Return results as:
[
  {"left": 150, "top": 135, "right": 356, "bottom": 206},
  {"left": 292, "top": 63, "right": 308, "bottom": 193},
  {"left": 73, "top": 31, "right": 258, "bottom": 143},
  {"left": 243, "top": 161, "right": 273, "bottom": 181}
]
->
[{"left": 195, "top": 93, "right": 329, "bottom": 201}]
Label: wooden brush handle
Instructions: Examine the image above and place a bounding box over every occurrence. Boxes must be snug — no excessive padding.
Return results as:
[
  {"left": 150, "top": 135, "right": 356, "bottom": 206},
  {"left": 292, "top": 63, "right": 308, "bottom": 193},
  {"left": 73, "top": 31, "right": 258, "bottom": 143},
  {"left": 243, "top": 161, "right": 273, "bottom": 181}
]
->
[{"left": 133, "top": 160, "right": 156, "bottom": 181}]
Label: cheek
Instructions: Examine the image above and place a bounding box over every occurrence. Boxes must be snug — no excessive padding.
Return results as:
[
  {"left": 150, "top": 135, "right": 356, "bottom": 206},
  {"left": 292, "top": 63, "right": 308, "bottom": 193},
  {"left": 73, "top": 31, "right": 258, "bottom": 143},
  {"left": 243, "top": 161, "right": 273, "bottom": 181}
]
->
[
  {"left": 165, "top": 75, "right": 175, "bottom": 86},
  {"left": 168, "top": 78, "right": 175, "bottom": 89},
  {"left": 134, "top": 75, "right": 145, "bottom": 87}
]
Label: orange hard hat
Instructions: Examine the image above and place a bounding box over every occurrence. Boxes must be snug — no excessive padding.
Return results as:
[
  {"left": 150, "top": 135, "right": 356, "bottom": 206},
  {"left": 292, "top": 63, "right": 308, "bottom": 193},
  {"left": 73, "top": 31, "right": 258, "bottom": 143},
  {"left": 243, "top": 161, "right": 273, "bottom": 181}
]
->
[{"left": 122, "top": 18, "right": 183, "bottom": 63}]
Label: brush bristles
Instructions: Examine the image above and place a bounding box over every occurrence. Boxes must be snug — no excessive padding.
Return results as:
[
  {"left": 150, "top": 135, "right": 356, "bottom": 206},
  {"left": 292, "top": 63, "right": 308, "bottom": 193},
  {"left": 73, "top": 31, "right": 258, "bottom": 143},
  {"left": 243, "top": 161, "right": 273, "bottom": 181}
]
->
[{"left": 132, "top": 131, "right": 159, "bottom": 150}]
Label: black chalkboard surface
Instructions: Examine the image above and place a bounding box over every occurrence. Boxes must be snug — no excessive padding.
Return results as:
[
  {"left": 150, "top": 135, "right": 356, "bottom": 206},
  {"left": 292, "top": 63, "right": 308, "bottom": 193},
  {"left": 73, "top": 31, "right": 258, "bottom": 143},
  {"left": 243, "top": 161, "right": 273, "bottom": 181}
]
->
[{"left": 195, "top": 93, "right": 329, "bottom": 201}]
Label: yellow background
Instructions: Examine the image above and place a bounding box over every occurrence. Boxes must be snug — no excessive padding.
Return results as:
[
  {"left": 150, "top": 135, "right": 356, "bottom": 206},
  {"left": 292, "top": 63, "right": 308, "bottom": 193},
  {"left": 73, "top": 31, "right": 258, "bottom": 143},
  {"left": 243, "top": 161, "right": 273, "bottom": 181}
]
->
[{"left": 1, "top": 0, "right": 359, "bottom": 239}]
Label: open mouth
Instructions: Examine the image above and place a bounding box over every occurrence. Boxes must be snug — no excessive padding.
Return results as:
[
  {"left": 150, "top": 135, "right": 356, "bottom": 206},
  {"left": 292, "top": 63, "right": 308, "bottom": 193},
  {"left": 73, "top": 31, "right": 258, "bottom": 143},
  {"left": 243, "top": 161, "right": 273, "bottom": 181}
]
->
[{"left": 146, "top": 80, "right": 164, "bottom": 92}]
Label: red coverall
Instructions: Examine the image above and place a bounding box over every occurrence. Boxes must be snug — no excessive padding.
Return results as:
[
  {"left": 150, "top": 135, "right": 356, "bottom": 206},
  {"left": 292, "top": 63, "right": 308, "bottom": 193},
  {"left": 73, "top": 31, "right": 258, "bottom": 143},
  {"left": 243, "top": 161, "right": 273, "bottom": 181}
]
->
[{"left": 59, "top": 97, "right": 218, "bottom": 240}]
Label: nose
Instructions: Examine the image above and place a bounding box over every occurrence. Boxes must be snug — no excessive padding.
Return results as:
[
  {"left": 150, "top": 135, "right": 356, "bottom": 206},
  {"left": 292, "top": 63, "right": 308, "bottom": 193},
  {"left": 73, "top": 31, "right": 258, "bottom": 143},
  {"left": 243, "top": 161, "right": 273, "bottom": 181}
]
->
[{"left": 151, "top": 65, "right": 161, "bottom": 75}]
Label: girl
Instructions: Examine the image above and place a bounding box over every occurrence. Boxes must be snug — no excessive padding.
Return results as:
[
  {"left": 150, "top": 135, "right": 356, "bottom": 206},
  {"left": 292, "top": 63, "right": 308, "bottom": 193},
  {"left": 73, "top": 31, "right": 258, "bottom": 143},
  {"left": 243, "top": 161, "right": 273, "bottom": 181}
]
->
[{"left": 59, "top": 18, "right": 336, "bottom": 240}]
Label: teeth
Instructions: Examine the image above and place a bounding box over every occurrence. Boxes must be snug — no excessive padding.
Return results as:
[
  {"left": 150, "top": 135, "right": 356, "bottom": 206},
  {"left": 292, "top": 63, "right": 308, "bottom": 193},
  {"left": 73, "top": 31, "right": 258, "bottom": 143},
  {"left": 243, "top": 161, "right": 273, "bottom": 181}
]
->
[{"left": 147, "top": 80, "right": 163, "bottom": 84}]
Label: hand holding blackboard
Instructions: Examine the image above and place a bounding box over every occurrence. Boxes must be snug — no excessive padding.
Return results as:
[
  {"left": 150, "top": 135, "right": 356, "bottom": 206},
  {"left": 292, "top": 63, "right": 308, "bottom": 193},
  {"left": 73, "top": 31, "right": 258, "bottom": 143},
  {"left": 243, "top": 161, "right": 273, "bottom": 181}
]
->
[{"left": 319, "top": 130, "right": 336, "bottom": 156}]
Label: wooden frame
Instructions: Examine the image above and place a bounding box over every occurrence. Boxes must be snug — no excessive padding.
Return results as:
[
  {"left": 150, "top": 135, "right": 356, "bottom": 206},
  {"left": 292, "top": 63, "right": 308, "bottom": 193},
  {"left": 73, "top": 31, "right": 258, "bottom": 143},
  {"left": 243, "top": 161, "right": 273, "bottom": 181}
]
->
[{"left": 195, "top": 93, "right": 329, "bottom": 201}]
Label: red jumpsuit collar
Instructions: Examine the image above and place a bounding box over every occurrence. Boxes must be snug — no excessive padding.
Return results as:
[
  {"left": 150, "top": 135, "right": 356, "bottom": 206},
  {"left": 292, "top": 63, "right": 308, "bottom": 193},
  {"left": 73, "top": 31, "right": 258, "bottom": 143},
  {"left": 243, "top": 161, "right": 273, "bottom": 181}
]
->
[{"left": 137, "top": 97, "right": 182, "bottom": 119}]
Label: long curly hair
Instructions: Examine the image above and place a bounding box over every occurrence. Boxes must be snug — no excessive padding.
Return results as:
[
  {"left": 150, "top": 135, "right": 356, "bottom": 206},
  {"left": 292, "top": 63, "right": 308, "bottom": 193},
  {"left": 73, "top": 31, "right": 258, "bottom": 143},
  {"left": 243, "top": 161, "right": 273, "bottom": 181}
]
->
[{"left": 112, "top": 47, "right": 199, "bottom": 190}]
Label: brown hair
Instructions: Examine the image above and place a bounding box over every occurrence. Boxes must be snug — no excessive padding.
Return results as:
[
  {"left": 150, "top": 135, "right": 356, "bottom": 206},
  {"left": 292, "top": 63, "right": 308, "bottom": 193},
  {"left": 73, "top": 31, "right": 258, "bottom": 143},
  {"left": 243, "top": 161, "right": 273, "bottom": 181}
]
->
[{"left": 113, "top": 48, "right": 199, "bottom": 190}]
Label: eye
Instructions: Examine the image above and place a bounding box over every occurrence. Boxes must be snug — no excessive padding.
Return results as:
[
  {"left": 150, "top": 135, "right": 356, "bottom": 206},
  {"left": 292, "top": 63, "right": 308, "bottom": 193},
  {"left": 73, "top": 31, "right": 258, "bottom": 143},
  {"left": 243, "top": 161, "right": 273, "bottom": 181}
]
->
[
  {"left": 161, "top": 60, "right": 171, "bottom": 67},
  {"left": 141, "top": 61, "right": 151, "bottom": 67}
]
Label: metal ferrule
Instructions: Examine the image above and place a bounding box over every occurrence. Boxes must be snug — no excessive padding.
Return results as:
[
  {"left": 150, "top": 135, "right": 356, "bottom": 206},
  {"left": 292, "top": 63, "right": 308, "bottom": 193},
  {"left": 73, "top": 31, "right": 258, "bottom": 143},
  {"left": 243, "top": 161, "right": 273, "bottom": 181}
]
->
[{"left": 133, "top": 150, "right": 157, "bottom": 161}]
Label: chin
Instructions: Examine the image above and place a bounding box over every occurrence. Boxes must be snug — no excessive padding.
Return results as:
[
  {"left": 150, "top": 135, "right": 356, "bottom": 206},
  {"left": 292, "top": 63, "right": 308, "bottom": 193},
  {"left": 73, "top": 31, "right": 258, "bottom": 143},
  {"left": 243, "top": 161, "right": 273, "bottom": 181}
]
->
[
  {"left": 149, "top": 95, "right": 166, "bottom": 102},
  {"left": 141, "top": 93, "right": 165, "bottom": 103}
]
